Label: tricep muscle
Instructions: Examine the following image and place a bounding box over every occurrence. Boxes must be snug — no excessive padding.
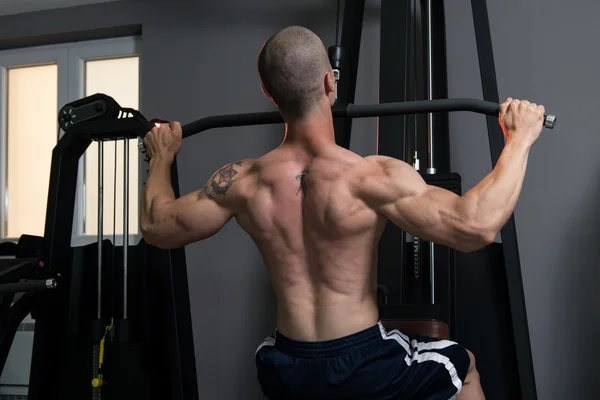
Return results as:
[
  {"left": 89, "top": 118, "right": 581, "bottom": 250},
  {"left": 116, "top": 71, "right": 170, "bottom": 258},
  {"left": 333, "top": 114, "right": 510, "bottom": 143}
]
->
[
  {"left": 143, "top": 188, "right": 234, "bottom": 249},
  {"left": 360, "top": 156, "right": 492, "bottom": 252}
]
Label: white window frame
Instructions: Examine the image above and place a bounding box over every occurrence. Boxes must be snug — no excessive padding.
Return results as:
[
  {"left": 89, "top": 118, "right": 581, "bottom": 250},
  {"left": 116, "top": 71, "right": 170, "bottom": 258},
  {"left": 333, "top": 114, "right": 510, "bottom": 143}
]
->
[{"left": 0, "top": 36, "right": 143, "bottom": 247}]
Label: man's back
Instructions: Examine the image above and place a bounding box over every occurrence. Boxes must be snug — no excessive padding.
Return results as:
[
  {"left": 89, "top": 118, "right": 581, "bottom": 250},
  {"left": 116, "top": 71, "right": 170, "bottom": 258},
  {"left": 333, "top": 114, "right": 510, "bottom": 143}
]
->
[{"left": 227, "top": 143, "right": 386, "bottom": 341}]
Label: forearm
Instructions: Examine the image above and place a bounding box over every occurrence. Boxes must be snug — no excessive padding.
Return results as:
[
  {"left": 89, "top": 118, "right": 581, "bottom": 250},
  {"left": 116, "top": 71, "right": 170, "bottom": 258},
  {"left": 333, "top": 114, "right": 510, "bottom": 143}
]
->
[
  {"left": 140, "top": 154, "right": 176, "bottom": 229},
  {"left": 462, "top": 137, "right": 531, "bottom": 234}
]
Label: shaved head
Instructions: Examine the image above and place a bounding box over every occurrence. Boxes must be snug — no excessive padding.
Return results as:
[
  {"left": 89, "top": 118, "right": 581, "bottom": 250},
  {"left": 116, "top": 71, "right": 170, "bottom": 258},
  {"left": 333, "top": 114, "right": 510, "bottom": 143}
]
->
[{"left": 258, "top": 26, "right": 334, "bottom": 121}]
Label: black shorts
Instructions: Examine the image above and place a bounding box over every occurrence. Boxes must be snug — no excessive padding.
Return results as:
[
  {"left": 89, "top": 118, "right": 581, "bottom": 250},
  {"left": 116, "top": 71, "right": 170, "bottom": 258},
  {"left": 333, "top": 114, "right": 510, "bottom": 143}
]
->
[{"left": 255, "top": 321, "right": 470, "bottom": 400}]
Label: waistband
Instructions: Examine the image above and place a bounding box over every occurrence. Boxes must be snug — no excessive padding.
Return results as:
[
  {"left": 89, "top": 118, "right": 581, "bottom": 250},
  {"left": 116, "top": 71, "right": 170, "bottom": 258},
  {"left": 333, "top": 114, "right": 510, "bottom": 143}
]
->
[{"left": 274, "top": 321, "right": 384, "bottom": 359}]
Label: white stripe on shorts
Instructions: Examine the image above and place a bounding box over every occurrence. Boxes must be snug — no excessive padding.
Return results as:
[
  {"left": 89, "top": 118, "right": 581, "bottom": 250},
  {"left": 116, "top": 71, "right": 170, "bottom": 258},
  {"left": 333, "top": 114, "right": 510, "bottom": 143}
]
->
[
  {"left": 377, "top": 321, "right": 463, "bottom": 394},
  {"left": 255, "top": 336, "right": 275, "bottom": 356}
]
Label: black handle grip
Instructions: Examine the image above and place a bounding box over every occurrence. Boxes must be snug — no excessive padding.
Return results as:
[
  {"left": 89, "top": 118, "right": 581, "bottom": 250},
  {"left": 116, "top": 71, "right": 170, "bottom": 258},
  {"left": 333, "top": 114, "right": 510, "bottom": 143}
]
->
[
  {"left": 138, "top": 119, "right": 172, "bottom": 153},
  {"left": 0, "top": 279, "right": 56, "bottom": 294}
]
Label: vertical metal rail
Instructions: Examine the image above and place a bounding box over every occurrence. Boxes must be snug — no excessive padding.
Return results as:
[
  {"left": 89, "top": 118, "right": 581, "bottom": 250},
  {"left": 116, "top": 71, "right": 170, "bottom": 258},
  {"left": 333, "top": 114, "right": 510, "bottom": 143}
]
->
[
  {"left": 425, "top": 0, "right": 436, "bottom": 305},
  {"left": 123, "top": 139, "right": 129, "bottom": 320},
  {"left": 333, "top": 0, "right": 365, "bottom": 149},
  {"left": 97, "top": 142, "right": 104, "bottom": 319},
  {"left": 0, "top": 68, "right": 7, "bottom": 239},
  {"left": 378, "top": 0, "right": 411, "bottom": 305},
  {"left": 94, "top": 140, "right": 104, "bottom": 400},
  {"left": 425, "top": 0, "right": 436, "bottom": 175},
  {"left": 471, "top": 0, "right": 537, "bottom": 397}
]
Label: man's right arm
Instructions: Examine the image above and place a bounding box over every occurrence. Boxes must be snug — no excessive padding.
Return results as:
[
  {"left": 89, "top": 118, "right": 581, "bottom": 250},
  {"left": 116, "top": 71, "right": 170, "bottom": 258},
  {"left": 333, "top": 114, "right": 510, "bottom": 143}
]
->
[{"left": 360, "top": 98, "right": 544, "bottom": 253}]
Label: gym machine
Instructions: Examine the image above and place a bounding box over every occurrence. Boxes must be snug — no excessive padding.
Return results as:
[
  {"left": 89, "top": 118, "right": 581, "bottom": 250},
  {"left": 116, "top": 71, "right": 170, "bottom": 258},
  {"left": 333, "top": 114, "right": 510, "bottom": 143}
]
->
[
  {"left": 376, "top": 0, "right": 457, "bottom": 343},
  {"left": 0, "top": 91, "right": 553, "bottom": 398},
  {"left": 0, "top": 235, "right": 55, "bottom": 381},
  {"left": 367, "top": 0, "right": 542, "bottom": 398},
  {"left": 0, "top": 99, "right": 199, "bottom": 399}
]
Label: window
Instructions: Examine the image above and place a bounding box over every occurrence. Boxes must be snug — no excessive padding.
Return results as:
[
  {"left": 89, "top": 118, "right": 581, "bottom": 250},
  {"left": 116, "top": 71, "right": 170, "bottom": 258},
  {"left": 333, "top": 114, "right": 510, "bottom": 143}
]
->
[
  {"left": 84, "top": 57, "right": 140, "bottom": 237},
  {"left": 6, "top": 65, "right": 58, "bottom": 238},
  {"left": 0, "top": 37, "right": 141, "bottom": 245}
]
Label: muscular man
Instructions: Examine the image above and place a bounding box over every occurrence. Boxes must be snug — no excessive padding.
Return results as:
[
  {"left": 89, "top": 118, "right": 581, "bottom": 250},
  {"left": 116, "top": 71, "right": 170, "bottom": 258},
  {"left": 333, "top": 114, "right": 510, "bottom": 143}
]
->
[{"left": 140, "top": 26, "right": 544, "bottom": 400}]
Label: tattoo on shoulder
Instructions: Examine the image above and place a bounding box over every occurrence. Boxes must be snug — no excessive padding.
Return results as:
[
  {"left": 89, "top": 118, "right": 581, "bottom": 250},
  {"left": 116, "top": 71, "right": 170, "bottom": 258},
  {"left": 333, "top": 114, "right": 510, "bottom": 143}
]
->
[
  {"left": 204, "top": 185, "right": 214, "bottom": 200},
  {"left": 295, "top": 170, "right": 309, "bottom": 199},
  {"left": 204, "top": 161, "right": 243, "bottom": 199}
]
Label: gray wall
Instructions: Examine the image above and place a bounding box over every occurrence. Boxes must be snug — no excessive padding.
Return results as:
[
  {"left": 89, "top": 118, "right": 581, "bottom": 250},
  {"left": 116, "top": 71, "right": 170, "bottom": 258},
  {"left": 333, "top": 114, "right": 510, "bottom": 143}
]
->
[
  {"left": 1, "top": 0, "right": 598, "bottom": 398},
  {"left": 0, "top": 0, "right": 120, "bottom": 16},
  {"left": 446, "top": 0, "right": 600, "bottom": 399}
]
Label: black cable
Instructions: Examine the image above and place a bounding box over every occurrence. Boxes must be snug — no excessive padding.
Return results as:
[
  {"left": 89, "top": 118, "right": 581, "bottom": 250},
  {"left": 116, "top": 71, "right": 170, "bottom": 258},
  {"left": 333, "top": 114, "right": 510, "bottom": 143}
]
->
[
  {"left": 410, "top": 0, "right": 421, "bottom": 285},
  {"left": 112, "top": 141, "right": 117, "bottom": 252},
  {"left": 413, "top": 0, "right": 418, "bottom": 156},
  {"left": 110, "top": 139, "right": 117, "bottom": 329},
  {"left": 402, "top": 11, "right": 408, "bottom": 163},
  {"left": 404, "top": 1, "right": 415, "bottom": 165}
]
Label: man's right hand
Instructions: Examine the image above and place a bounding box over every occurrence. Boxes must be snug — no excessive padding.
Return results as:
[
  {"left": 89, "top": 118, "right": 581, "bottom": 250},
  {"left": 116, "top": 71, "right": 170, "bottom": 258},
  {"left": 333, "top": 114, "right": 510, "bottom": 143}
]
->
[{"left": 499, "top": 98, "right": 545, "bottom": 147}]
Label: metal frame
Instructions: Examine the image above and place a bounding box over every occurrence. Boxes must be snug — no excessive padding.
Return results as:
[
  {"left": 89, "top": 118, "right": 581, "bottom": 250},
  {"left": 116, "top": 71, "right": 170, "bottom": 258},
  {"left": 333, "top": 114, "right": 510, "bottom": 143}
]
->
[
  {"left": 0, "top": 258, "right": 40, "bottom": 380},
  {"left": 425, "top": 0, "right": 451, "bottom": 173},
  {"left": 0, "top": 293, "right": 39, "bottom": 381},
  {"left": 27, "top": 112, "right": 198, "bottom": 400},
  {"left": 333, "top": 0, "right": 365, "bottom": 149},
  {"left": 470, "top": 0, "right": 537, "bottom": 398},
  {"left": 373, "top": 1, "right": 537, "bottom": 396},
  {"left": 377, "top": 1, "right": 456, "bottom": 338},
  {"left": 377, "top": 0, "right": 411, "bottom": 306}
]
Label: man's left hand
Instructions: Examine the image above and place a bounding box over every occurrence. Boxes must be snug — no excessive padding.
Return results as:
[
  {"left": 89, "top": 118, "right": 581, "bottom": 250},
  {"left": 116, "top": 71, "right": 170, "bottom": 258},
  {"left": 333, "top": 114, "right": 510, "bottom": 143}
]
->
[{"left": 143, "top": 121, "right": 183, "bottom": 160}]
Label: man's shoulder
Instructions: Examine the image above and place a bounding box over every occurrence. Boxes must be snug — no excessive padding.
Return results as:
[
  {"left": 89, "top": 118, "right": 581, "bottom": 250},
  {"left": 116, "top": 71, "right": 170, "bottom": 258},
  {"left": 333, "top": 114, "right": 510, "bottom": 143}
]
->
[
  {"left": 358, "top": 155, "right": 396, "bottom": 178},
  {"left": 362, "top": 155, "right": 414, "bottom": 174},
  {"left": 213, "top": 158, "right": 257, "bottom": 175},
  {"left": 353, "top": 155, "right": 419, "bottom": 199},
  {"left": 204, "top": 158, "right": 257, "bottom": 200},
  {"left": 363, "top": 155, "right": 400, "bottom": 166}
]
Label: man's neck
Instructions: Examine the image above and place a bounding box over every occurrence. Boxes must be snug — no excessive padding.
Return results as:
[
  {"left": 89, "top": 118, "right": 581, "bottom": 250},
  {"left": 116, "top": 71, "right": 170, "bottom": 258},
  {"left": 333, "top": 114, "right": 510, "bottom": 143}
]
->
[{"left": 282, "top": 107, "right": 336, "bottom": 150}]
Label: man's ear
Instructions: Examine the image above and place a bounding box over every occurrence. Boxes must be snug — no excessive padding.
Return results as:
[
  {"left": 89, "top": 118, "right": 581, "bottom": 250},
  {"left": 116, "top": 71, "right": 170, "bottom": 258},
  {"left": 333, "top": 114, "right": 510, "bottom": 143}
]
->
[{"left": 324, "top": 71, "right": 335, "bottom": 94}]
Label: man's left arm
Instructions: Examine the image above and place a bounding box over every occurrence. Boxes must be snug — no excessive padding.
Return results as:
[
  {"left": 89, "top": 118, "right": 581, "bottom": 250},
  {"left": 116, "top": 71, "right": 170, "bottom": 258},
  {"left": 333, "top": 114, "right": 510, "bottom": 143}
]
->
[
  {"left": 140, "top": 155, "right": 234, "bottom": 249},
  {"left": 139, "top": 121, "right": 233, "bottom": 249}
]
